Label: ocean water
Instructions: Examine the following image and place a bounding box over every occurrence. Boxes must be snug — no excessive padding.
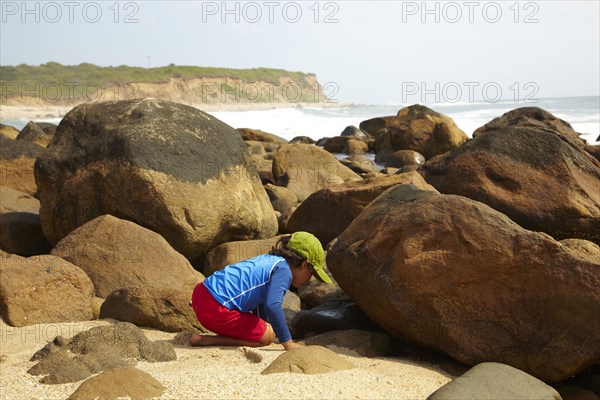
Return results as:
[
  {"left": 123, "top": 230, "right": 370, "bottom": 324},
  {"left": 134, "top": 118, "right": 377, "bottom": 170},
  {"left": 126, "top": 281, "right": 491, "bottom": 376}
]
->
[
  {"left": 211, "top": 96, "right": 600, "bottom": 145},
  {"left": 2, "top": 96, "right": 599, "bottom": 145}
]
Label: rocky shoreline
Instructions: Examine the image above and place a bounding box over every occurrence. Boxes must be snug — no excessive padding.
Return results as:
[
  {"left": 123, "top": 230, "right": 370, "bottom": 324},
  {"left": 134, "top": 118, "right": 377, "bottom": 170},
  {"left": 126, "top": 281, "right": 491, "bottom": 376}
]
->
[{"left": 1, "top": 98, "right": 599, "bottom": 399}]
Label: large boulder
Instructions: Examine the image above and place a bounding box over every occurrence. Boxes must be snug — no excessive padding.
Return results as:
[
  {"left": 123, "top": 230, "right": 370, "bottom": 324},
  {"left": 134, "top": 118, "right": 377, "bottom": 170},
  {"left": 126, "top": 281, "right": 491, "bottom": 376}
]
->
[
  {"left": 272, "top": 143, "right": 362, "bottom": 201},
  {"left": 99, "top": 286, "right": 207, "bottom": 333},
  {"left": 428, "top": 362, "right": 561, "bottom": 400},
  {"left": 17, "top": 121, "right": 53, "bottom": 147},
  {"left": 34, "top": 99, "right": 277, "bottom": 260},
  {"left": 473, "top": 107, "right": 586, "bottom": 148},
  {"left": 287, "top": 171, "right": 436, "bottom": 245},
  {"left": 422, "top": 127, "right": 600, "bottom": 244},
  {"left": 203, "top": 236, "right": 283, "bottom": 276},
  {"left": 50, "top": 215, "right": 203, "bottom": 298},
  {"left": 68, "top": 367, "right": 165, "bottom": 400},
  {"left": 375, "top": 105, "right": 468, "bottom": 161},
  {"left": 327, "top": 185, "right": 600, "bottom": 382},
  {"left": 28, "top": 322, "right": 176, "bottom": 384},
  {"left": 0, "top": 254, "right": 94, "bottom": 326},
  {"left": 0, "top": 136, "right": 43, "bottom": 195}
]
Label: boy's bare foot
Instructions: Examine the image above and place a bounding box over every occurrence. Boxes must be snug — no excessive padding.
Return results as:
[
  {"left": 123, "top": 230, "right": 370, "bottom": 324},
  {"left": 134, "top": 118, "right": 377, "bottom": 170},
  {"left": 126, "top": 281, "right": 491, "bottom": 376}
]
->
[{"left": 190, "top": 333, "right": 209, "bottom": 346}]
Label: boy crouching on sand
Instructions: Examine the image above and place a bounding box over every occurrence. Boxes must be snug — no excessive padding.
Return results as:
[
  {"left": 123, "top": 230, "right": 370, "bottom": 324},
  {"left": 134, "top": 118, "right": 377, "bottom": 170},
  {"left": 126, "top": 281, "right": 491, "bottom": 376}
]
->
[{"left": 190, "top": 231, "right": 331, "bottom": 350}]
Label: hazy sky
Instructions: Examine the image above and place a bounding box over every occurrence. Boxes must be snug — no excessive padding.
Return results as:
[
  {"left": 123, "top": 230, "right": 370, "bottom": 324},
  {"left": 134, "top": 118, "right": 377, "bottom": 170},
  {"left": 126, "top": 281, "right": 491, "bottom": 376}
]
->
[{"left": 1, "top": 0, "right": 599, "bottom": 104}]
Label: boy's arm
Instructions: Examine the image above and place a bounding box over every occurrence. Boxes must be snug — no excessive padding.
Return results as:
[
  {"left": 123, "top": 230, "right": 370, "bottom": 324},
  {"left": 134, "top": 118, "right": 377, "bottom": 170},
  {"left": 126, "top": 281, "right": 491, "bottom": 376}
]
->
[{"left": 263, "top": 266, "right": 293, "bottom": 345}]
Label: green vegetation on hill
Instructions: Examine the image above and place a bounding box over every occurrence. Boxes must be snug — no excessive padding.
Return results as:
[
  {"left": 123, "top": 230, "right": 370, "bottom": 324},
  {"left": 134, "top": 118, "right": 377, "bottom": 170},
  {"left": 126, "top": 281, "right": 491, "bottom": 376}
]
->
[
  {"left": 0, "top": 62, "right": 322, "bottom": 103},
  {"left": 1, "top": 62, "right": 314, "bottom": 85}
]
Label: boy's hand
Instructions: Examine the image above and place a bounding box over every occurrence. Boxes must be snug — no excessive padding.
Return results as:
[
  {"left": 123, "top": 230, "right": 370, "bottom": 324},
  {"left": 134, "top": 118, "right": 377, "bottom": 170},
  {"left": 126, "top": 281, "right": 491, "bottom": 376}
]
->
[{"left": 281, "top": 340, "right": 304, "bottom": 350}]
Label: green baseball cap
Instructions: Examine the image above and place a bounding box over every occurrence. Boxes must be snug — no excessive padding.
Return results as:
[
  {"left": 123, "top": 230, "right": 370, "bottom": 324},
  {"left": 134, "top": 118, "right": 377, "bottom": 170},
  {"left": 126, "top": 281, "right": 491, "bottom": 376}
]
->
[{"left": 286, "top": 231, "right": 332, "bottom": 284}]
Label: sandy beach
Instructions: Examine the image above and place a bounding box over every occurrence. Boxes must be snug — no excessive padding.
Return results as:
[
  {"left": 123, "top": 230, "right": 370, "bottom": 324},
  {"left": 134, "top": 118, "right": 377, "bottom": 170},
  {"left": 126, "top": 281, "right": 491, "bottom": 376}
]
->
[
  {"left": 0, "top": 101, "right": 345, "bottom": 122},
  {"left": 0, "top": 318, "right": 453, "bottom": 399}
]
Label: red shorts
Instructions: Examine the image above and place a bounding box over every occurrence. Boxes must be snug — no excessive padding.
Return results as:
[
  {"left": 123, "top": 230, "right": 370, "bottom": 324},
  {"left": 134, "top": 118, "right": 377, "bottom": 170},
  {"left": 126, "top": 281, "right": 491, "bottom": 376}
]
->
[{"left": 191, "top": 282, "right": 267, "bottom": 342}]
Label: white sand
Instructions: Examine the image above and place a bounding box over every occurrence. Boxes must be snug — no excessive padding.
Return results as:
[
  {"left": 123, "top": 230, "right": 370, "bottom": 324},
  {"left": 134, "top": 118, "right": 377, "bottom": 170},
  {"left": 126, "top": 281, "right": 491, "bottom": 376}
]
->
[{"left": 0, "top": 319, "right": 453, "bottom": 399}]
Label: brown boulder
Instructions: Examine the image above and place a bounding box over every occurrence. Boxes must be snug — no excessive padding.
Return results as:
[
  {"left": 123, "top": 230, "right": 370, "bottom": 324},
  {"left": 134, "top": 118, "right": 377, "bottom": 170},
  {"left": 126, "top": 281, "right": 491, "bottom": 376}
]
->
[
  {"left": 385, "top": 150, "right": 425, "bottom": 168},
  {"left": 261, "top": 346, "right": 355, "bottom": 375},
  {"left": 272, "top": 143, "right": 362, "bottom": 201},
  {"left": 339, "top": 155, "right": 380, "bottom": 175},
  {"left": 297, "top": 272, "right": 342, "bottom": 308},
  {"left": 51, "top": 215, "right": 203, "bottom": 298},
  {"left": 17, "top": 121, "right": 53, "bottom": 147},
  {"left": 68, "top": 367, "right": 165, "bottom": 400},
  {"left": 359, "top": 116, "right": 395, "bottom": 137},
  {"left": 0, "top": 123, "right": 19, "bottom": 140},
  {"left": 323, "top": 136, "right": 350, "bottom": 153},
  {"left": 586, "top": 144, "right": 600, "bottom": 161},
  {"left": 0, "top": 254, "right": 94, "bottom": 326},
  {"left": 0, "top": 186, "right": 40, "bottom": 214},
  {"left": 344, "top": 138, "right": 369, "bottom": 155},
  {"left": 327, "top": 184, "right": 600, "bottom": 382},
  {"left": 378, "top": 105, "right": 468, "bottom": 160},
  {"left": 99, "top": 286, "right": 207, "bottom": 332},
  {"left": 247, "top": 141, "right": 267, "bottom": 156},
  {"left": 422, "top": 127, "right": 600, "bottom": 244},
  {"left": 34, "top": 99, "right": 277, "bottom": 259},
  {"left": 35, "top": 122, "right": 58, "bottom": 137},
  {"left": 287, "top": 171, "right": 436, "bottom": 245},
  {"left": 237, "top": 127, "right": 287, "bottom": 143},
  {"left": 265, "top": 183, "right": 298, "bottom": 215},
  {"left": 0, "top": 136, "right": 43, "bottom": 195},
  {"left": 203, "top": 236, "right": 283, "bottom": 276},
  {"left": 290, "top": 136, "right": 314, "bottom": 144},
  {"left": 560, "top": 238, "right": 600, "bottom": 258},
  {"left": 250, "top": 154, "right": 274, "bottom": 184},
  {"left": 473, "top": 107, "right": 586, "bottom": 148}
]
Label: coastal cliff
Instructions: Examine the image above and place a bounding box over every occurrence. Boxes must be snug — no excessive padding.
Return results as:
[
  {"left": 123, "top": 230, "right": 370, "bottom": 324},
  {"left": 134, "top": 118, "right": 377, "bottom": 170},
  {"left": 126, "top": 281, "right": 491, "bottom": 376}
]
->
[{"left": 0, "top": 62, "right": 329, "bottom": 108}]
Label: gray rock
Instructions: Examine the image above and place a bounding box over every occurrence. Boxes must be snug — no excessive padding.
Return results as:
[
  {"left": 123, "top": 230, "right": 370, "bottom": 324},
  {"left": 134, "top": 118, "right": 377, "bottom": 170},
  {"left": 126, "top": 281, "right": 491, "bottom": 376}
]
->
[
  {"left": 28, "top": 322, "right": 176, "bottom": 384},
  {"left": 291, "top": 292, "right": 381, "bottom": 338},
  {"left": 427, "top": 362, "right": 562, "bottom": 400}
]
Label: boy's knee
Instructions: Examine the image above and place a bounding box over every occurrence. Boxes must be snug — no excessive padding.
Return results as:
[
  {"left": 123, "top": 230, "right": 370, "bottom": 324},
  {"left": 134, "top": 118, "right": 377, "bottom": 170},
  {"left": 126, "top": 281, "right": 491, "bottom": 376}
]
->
[{"left": 258, "top": 324, "right": 275, "bottom": 346}]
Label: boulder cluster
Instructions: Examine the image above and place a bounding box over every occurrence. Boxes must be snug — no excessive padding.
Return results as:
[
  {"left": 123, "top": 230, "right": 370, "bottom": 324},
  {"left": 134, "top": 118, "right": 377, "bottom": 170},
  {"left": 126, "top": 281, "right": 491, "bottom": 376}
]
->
[{"left": 1, "top": 100, "right": 598, "bottom": 397}]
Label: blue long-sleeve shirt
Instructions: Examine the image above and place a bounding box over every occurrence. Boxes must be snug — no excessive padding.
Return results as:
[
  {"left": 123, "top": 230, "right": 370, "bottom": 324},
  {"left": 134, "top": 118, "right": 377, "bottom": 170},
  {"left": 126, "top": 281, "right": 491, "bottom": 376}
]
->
[{"left": 202, "top": 254, "right": 293, "bottom": 343}]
